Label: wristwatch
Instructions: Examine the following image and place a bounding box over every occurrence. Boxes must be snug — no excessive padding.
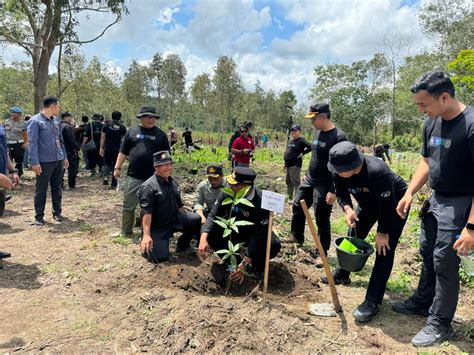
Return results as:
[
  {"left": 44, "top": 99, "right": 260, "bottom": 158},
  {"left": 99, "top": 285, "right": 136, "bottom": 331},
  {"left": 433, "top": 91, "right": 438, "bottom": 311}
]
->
[{"left": 466, "top": 223, "right": 474, "bottom": 231}]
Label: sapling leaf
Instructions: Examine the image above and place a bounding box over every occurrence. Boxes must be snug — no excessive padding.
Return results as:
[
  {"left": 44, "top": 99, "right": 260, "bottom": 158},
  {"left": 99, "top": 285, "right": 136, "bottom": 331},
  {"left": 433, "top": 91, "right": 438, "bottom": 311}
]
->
[
  {"left": 222, "top": 254, "right": 230, "bottom": 261},
  {"left": 223, "top": 228, "right": 232, "bottom": 238},
  {"left": 214, "top": 220, "right": 228, "bottom": 229},
  {"left": 230, "top": 224, "right": 239, "bottom": 233},
  {"left": 235, "top": 186, "right": 250, "bottom": 200},
  {"left": 230, "top": 217, "right": 236, "bottom": 224},
  {"left": 221, "top": 197, "right": 233, "bottom": 205},
  {"left": 216, "top": 249, "right": 229, "bottom": 254},
  {"left": 228, "top": 240, "right": 233, "bottom": 250},
  {"left": 221, "top": 187, "right": 235, "bottom": 197},
  {"left": 230, "top": 255, "right": 237, "bottom": 267},
  {"left": 232, "top": 242, "right": 242, "bottom": 253},
  {"left": 234, "top": 220, "right": 254, "bottom": 226},
  {"left": 237, "top": 198, "right": 255, "bottom": 208}
]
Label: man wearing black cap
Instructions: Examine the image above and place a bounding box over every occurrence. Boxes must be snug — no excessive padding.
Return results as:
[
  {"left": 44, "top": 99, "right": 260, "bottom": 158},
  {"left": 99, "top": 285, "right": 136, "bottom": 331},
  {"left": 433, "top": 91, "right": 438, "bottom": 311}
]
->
[
  {"left": 198, "top": 167, "right": 282, "bottom": 285},
  {"left": 284, "top": 124, "right": 311, "bottom": 200},
  {"left": 324, "top": 141, "right": 408, "bottom": 322},
  {"left": 60, "top": 112, "right": 80, "bottom": 189},
  {"left": 194, "top": 164, "right": 226, "bottom": 224},
  {"left": 82, "top": 113, "right": 104, "bottom": 176},
  {"left": 138, "top": 151, "right": 201, "bottom": 262},
  {"left": 100, "top": 111, "right": 126, "bottom": 188},
  {"left": 113, "top": 106, "right": 170, "bottom": 238},
  {"left": 291, "top": 103, "right": 347, "bottom": 264},
  {"left": 393, "top": 71, "right": 474, "bottom": 347}
]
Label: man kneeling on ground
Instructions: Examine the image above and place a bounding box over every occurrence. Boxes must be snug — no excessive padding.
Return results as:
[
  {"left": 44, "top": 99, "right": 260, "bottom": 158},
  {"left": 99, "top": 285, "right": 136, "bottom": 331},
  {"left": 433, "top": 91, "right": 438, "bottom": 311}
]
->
[
  {"left": 194, "top": 164, "right": 226, "bottom": 225},
  {"left": 198, "top": 167, "right": 282, "bottom": 285},
  {"left": 138, "top": 151, "right": 201, "bottom": 263}
]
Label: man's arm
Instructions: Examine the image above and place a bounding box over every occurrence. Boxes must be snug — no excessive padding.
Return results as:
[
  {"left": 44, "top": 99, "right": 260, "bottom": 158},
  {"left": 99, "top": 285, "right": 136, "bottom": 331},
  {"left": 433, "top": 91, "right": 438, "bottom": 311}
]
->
[
  {"left": 453, "top": 197, "right": 474, "bottom": 255},
  {"left": 6, "top": 156, "right": 20, "bottom": 187},
  {"left": 194, "top": 182, "right": 207, "bottom": 223},
  {"left": 0, "top": 173, "right": 13, "bottom": 189},
  {"left": 99, "top": 132, "right": 106, "bottom": 157},
  {"left": 113, "top": 152, "right": 127, "bottom": 178},
  {"left": 27, "top": 119, "right": 39, "bottom": 166},
  {"left": 396, "top": 157, "right": 429, "bottom": 219}
]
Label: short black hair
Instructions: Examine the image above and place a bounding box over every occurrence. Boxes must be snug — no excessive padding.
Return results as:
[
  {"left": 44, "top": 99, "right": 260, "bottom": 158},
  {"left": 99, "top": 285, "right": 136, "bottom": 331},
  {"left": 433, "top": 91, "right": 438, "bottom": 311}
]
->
[
  {"left": 82, "top": 115, "right": 89, "bottom": 123},
  {"left": 43, "top": 96, "right": 58, "bottom": 107},
  {"left": 112, "top": 111, "right": 122, "bottom": 121},
  {"left": 411, "top": 71, "right": 455, "bottom": 98},
  {"left": 60, "top": 112, "right": 72, "bottom": 119}
]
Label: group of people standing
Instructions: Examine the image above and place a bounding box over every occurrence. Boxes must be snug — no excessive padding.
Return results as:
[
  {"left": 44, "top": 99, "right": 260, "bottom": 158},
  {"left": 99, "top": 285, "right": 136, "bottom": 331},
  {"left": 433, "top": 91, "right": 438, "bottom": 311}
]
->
[{"left": 0, "top": 70, "right": 473, "bottom": 348}]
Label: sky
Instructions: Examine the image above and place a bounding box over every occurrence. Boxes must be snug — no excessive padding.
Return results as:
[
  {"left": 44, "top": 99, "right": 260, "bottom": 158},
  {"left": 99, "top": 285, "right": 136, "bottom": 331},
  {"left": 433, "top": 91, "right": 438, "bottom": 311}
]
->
[{"left": 1, "top": 0, "right": 434, "bottom": 105}]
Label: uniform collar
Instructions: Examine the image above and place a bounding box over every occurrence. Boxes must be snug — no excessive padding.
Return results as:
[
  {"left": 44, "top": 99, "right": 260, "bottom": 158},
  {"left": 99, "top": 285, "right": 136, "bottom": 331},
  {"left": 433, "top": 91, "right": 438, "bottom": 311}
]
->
[{"left": 155, "top": 174, "right": 173, "bottom": 184}]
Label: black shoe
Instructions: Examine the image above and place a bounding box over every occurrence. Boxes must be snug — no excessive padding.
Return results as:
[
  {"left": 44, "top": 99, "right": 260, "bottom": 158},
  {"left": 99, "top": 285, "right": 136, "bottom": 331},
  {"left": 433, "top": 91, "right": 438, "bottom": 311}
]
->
[
  {"left": 35, "top": 219, "right": 45, "bottom": 226},
  {"left": 103, "top": 178, "right": 109, "bottom": 186},
  {"left": 52, "top": 214, "right": 64, "bottom": 222},
  {"left": 292, "top": 234, "right": 304, "bottom": 246},
  {"left": 411, "top": 324, "right": 453, "bottom": 347},
  {"left": 5, "top": 195, "right": 11, "bottom": 202},
  {"left": 210, "top": 262, "right": 229, "bottom": 287},
  {"left": 69, "top": 186, "right": 76, "bottom": 190},
  {"left": 392, "top": 298, "right": 430, "bottom": 317},
  {"left": 0, "top": 251, "right": 11, "bottom": 259},
  {"left": 321, "top": 269, "right": 351, "bottom": 285},
  {"left": 353, "top": 299, "right": 379, "bottom": 323}
]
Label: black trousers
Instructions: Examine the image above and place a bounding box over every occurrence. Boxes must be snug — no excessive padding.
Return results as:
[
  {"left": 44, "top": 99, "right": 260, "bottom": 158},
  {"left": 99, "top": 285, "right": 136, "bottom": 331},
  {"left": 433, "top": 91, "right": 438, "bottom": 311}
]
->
[
  {"left": 410, "top": 193, "right": 471, "bottom": 327},
  {"left": 336, "top": 193, "right": 407, "bottom": 304},
  {"left": 207, "top": 229, "right": 282, "bottom": 273},
  {"left": 103, "top": 149, "right": 119, "bottom": 187},
  {"left": 87, "top": 147, "right": 103, "bottom": 171},
  {"left": 143, "top": 212, "right": 201, "bottom": 263},
  {"left": 291, "top": 179, "right": 333, "bottom": 253},
  {"left": 34, "top": 161, "right": 63, "bottom": 220},
  {"left": 63, "top": 155, "right": 79, "bottom": 188},
  {"left": 8, "top": 143, "right": 25, "bottom": 177}
]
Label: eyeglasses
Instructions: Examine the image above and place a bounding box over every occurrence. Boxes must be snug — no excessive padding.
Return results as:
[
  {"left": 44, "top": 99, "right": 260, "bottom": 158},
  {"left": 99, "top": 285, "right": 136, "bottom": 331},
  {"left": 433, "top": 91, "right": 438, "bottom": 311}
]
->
[
  {"left": 240, "top": 130, "right": 248, "bottom": 133},
  {"left": 142, "top": 115, "right": 157, "bottom": 119}
]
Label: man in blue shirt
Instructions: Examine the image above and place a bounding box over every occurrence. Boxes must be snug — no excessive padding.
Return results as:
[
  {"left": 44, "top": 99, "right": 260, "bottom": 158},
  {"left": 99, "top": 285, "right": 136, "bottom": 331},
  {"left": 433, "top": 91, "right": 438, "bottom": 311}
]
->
[{"left": 27, "top": 96, "right": 69, "bottom": 226}]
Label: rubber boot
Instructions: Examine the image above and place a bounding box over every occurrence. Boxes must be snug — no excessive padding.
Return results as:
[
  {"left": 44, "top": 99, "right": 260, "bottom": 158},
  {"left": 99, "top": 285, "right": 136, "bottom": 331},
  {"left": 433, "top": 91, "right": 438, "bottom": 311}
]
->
[{"left": 122, "top": 210, "right": 135, "bottom": 237}]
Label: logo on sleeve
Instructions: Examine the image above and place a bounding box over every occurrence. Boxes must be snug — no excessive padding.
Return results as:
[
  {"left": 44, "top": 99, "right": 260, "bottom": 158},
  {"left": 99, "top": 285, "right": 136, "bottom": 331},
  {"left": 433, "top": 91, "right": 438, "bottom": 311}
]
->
[
  {"left": 312, "top": 140, "right": 327, "bottom": 148},
  {"left": 429, "top": 136, "right": 451, "bottom": 148}
]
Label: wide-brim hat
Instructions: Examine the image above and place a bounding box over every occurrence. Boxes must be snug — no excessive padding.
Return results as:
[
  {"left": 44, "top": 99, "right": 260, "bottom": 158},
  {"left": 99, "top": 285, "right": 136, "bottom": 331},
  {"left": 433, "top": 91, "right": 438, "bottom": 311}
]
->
[
  {"left": 327, "top": 141, "right": 364, "bottom": 174},
  {"left": 137, "top": 106, "right": 160, "bottom": 118},
  {"left": 226, "top": 167, "right": 256, "bottom": 185}
]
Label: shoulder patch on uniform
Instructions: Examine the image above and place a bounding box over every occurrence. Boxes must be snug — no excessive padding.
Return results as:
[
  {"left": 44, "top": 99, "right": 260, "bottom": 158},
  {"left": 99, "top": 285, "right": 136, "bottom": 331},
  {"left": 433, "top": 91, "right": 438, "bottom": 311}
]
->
[{"left": 380, "top": 191, "right": 391, "bottom": 198}]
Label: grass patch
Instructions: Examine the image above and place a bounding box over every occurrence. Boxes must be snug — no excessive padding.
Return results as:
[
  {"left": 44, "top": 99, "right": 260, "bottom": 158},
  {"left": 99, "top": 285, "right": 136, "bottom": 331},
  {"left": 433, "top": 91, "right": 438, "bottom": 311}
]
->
[
  {"left": 112, "top": 235, "right": 132, "bottom": 246},
  {"left": 386, "top": 272, "right": 413, "bottom": 296}
]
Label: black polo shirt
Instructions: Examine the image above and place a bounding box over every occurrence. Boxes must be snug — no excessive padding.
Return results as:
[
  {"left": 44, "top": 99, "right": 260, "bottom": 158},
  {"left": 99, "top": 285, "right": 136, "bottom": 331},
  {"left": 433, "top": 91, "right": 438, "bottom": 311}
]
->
[
  {"left": 334, "top": 156, "right": 407, "bottom": 234},
  {"left": 422, "top": 106, "right": 474, "bottom": 196},
  {"left": 102, "top": 120, "right": 126, "bottom": 151},
  {"left": 120, "top": 125, "right": 170, "bottom": 180},
  {"left": 138, "top": 174, "right": 183, "bottom": 232},
  {"left": 284, "top": 137, "right": 312, "bottom": 167}
]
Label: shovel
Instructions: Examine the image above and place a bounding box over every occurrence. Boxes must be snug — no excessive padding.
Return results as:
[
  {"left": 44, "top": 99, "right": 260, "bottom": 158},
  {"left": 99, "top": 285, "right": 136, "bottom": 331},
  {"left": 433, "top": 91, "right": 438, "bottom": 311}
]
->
[{"left": 300, "top": 200, "right": 343, "bottom": 316}]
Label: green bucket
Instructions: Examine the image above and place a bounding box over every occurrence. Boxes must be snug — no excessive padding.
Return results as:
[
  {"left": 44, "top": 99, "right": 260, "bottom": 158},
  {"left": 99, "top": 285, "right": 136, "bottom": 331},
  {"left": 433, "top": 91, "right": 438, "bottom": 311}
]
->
[{"left": 334, "top": 237, "right": 374, "bottom": 272}]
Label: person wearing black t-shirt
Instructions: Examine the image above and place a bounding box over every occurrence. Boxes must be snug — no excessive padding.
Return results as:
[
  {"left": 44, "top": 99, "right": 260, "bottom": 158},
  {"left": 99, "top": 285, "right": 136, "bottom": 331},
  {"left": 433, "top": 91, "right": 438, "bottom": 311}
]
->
[
  {"left": 290, "top": 103, "right": 347, "bottom": 266},
  {"left": 100, "top": 111, "right": 126, "bottom": 188},
  {"left": 393, "top": 71, "right": 474, "bottom": 347},
  {"left": 284, "top": 124, "right": 311, "bottom": 200},
  {"left": 113, "top": 106, "right": 170, "bottom": 238},
  {"left": 82, "top": 114, "right": 104, "bottom": 175},
  {"left": 60, "top": 112, "right": 80, "bottom": 189},
  {"left": 323, "top": 141, "right": 408, "bottom": 323}
]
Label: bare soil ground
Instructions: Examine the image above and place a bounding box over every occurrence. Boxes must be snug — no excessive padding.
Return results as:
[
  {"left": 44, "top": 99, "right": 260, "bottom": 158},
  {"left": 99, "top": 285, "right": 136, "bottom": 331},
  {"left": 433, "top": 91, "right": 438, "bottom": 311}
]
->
[{"left": 0, "top": 171, "right": 472, "bottom": 353}]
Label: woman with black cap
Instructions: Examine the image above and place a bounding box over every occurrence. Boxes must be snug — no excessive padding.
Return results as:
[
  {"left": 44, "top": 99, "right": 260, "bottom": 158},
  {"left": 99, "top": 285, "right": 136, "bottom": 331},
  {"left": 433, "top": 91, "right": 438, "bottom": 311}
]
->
[{"left": 324, "top": 141, "right": 408, "bottom": 323}]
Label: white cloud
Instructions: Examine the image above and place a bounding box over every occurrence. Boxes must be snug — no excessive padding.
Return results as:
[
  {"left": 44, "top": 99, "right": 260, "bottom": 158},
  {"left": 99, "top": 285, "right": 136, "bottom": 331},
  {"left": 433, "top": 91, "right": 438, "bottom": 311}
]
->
[{"left": 157, "top": 7, "right": 180, "bottom": 24}]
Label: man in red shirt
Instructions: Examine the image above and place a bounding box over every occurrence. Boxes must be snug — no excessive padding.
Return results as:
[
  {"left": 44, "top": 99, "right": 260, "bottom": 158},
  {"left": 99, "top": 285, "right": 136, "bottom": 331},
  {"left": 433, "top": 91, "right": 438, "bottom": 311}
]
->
[{"left": 231, "top": 126, "right": 255, "bottom": 167}]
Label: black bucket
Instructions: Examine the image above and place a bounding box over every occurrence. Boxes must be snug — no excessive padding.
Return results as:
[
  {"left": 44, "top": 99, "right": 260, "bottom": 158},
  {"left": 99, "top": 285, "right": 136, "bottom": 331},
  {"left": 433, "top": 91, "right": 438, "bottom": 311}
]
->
[{"left": 334, "top": 237, "right": 374, "bottom": 272}]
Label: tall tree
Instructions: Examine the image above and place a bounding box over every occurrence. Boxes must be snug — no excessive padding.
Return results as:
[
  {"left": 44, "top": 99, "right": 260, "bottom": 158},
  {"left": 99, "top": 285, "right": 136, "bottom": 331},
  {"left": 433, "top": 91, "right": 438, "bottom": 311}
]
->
[
  {"left": 122, "top": 60, "right": 150, "bottom": 109},
  {"left": 161, "top": 54, "right": 186, "bottom": 124},
  {"left": 448, "top": 49, "right": 474, "bottom": 104},
  {"left": 0, "top": 0, "right": 128, "bottom": 112}
]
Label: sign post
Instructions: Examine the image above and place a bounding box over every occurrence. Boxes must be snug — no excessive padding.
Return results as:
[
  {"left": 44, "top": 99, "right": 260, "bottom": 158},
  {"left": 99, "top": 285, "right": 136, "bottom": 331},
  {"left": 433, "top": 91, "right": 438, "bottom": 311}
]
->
[{"left": 261, "top": 190, "right": 285, "bottom": 304}]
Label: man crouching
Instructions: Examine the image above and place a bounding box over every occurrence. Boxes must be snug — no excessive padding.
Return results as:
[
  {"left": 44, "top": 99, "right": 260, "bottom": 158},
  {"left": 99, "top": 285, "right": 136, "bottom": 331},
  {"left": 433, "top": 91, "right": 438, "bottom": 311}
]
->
[
  {"left": 138, "top": 150, "right": 201, "bottom": 263},
  {"left": 198, "top": 167, "right": 282, "bottom": 285}
]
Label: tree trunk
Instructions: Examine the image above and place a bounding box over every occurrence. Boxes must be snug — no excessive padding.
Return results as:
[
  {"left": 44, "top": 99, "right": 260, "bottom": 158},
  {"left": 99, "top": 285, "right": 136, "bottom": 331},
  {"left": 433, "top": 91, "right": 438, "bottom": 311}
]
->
[{"left": 34, "top": 59, "right": 51, "bottom": 113}]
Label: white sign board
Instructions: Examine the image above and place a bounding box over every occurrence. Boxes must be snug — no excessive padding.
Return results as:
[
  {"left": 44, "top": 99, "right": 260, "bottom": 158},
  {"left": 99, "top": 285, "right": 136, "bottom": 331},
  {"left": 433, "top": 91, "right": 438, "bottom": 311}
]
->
[{"left": 261, "top": 190, "right": 285, "bottom": 215}]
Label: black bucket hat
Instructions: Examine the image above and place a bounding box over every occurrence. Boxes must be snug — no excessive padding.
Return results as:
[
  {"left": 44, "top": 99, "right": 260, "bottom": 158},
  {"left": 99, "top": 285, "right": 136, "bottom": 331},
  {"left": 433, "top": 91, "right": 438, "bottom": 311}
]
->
[
  {"left": 328, "top": 141, "right": 364, "bottom": 174},
  {"left": 136, "top": 106, "right": 160, "bottom": 118}
]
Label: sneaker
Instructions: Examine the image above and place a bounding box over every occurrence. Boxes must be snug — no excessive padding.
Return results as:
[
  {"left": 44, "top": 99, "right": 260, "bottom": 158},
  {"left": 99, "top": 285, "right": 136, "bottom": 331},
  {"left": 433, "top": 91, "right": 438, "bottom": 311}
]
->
[
  {"left": 353, "top": 299, "right": 379, "bottom": 323},
  {"left": 392, "top": 298, "right": 430, "bottom": 317},
  {"left": 52, "top": 214, "right": 64, "bottom": 222},
  {"left": 35, "top": 219, "right": 45, "bottom": 226},
  {"left": 321, "top": 269, "right": 351, "bottom": 285},
  {"left": 103, "top": 178, "right": 109, "bottom": 186},
  {"left": 411, "top": 324, "right": 453, "bottom": 347}
]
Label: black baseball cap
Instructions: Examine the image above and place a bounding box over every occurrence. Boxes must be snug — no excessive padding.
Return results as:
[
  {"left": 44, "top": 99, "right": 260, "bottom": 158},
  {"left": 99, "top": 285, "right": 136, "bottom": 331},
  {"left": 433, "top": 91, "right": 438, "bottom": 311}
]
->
[
  {"left": 226, "top": 167, "right": 256, "bottom": 185},
  {"left": 136, "top": 106, "right": 159, "bottom": 118},
  {"left": 328, "top": 142, "right": 364, "bottom": 174},
  {"left": 304, "top": 103, "right": 330, "bottom": 119},
  {"left": 61, "top": 111, "right": 72, "bottom": 119},
  {"left": 153, "top": 150, "right": 172, "bottom": 166},
  {"left": 290, "top": 124, "right": 301, "bottom": 131},
  {"left": 206, "top": 164, "right": 223, "bottom": 177}
]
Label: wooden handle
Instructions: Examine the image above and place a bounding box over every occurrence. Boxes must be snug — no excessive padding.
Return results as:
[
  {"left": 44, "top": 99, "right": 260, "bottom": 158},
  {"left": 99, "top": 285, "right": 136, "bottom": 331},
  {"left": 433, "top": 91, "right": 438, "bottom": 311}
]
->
[
  {"left": 263, "top": 212, "right": 274, "bottom": 304},
  {"left": 300, "top": 200, "right": 342, "bottom": 312}
]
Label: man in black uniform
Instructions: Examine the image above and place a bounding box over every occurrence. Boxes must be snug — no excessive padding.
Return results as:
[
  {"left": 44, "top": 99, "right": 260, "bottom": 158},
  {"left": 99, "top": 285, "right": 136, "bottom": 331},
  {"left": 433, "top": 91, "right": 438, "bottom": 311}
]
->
[
  {"left": 139, "top": 151, "right": 201, "bottom": 262},
  {"left": 100, "top": 111, "right": 126, "bottom": 188},
  {"left": 198, "top": 167, "right": 282, "bottom": 285},
  {"left": 373, "top": 143, "right": 392, "bottom": 164},
  {"left": 393, "top": 71, "right": 474, "bottom": 347},
  {"left": 60, "top": 112, "right": 80, "bottom": 189},
  {"left": 113, "top": 106, "right": 170, "bottom": 238},
  {"left": 284, "top": 124, "right": 311, "bottom": 200},
  {"left": 82, "top": 113, "right": 104, "bottom": 175},
  {"left": 291, "top": 103, "right": 347, "bottom": 265},
  {"left": 323, "top": 141, "right": 408, "bottom": 322}
]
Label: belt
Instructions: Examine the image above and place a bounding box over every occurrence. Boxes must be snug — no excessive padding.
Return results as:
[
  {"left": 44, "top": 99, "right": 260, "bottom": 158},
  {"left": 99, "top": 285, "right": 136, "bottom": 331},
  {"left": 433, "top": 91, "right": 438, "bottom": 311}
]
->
[{"left": 7, "top": 140, "right": 24, "bottom": 144}]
